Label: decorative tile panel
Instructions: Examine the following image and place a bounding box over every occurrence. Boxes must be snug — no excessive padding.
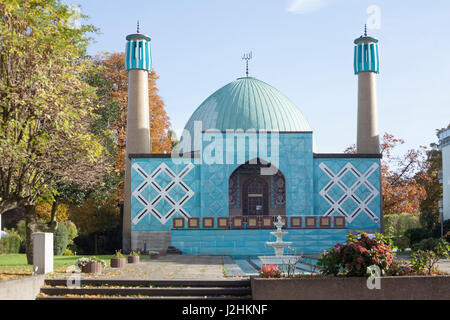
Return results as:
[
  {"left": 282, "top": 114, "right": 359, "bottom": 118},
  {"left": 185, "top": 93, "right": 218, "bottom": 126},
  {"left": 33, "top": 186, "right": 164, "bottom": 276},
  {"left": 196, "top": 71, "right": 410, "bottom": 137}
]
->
[
  {"left": 318, "top": 161, "right": 380, "bottom": 224},
  {"left": 132, "top": 162, "right": 195, "bottom": 225}
]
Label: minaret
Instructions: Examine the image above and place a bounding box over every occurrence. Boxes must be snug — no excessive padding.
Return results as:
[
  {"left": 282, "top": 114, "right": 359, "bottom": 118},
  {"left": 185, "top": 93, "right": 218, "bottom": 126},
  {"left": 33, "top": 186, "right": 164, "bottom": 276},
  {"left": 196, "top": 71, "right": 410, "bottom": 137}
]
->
[
  {"left": 123, "top": 23, "right": 152, "bottom": 252},
  {"left": 354, "top": 26, "right": 380, "bottom": 154}
]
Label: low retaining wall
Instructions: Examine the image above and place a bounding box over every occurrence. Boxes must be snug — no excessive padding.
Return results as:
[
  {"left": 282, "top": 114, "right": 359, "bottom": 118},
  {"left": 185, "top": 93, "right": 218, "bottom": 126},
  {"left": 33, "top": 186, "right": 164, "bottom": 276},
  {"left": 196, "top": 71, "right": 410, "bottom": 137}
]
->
[
  {"left": 0, "top": 275, "right": 45, "bottom": 300},
  {"left": 251, "top": 276, "right": 450, "bottom": 300}
]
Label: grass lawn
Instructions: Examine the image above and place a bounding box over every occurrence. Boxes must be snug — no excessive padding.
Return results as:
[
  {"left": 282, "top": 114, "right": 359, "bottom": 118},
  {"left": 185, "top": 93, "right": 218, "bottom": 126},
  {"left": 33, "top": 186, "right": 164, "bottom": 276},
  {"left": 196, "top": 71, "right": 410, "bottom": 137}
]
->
[{"left": 0, "top": 253, "right": 126, "bottom": 281}]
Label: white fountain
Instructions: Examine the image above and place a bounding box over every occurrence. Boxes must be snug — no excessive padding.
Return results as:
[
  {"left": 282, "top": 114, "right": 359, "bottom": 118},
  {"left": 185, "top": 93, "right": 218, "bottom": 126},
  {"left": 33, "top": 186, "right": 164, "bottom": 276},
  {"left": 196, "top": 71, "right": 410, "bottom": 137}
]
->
[{"left": 259, "top": 215, "right": 299, "bottom": 265}]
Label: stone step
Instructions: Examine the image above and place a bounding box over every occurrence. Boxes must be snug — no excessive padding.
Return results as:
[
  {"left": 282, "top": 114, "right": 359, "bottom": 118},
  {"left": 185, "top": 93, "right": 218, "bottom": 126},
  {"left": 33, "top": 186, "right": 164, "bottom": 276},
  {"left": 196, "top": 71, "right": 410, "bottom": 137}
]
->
[
  {"left": 40, "top": 286, "right": 251, "bottom": 297},
  {"left": 36, "top": 295, "right": 252, "bottom": 300},
  {"left": 45, "top": 279, "right": 251, "bottom": 288},
  {"left": 166, "top": 246, "right": 183, "bottom": 254}
]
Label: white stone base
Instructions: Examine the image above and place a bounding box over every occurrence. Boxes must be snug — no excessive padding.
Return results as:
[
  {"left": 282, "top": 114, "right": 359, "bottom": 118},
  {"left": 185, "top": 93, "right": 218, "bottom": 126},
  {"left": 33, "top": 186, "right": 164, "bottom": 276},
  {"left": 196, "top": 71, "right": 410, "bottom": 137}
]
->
[{"left": 33, "top": 232, "right": 53, "bottom": 275}]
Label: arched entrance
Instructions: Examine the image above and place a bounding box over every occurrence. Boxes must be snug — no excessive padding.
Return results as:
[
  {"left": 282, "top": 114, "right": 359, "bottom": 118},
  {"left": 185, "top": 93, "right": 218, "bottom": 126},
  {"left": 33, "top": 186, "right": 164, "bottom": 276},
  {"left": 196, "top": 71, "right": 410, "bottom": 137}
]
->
[{"left": 228, "top": 159, "right": 286, "bottom": 217}]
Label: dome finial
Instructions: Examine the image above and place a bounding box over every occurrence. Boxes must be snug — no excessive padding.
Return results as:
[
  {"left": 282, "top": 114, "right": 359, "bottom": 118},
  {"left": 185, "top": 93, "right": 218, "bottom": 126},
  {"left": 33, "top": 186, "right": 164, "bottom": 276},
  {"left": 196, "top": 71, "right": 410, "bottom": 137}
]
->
[
  {"left": 242, "top": 51, "right": 252, "bottom": 77},
  {"left": 364, "top": 24, "right": 367, "bottom": 37},
  {"left": 137, "top": 20, "right": 140, "bottom": 33}
]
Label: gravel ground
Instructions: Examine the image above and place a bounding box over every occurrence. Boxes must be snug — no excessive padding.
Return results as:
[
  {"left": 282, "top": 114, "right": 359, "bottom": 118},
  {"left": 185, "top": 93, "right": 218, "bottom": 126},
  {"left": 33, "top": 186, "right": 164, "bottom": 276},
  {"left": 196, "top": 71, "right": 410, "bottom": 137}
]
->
[{"left": 50, "top": 255, "right": 236, "bottom": 280}]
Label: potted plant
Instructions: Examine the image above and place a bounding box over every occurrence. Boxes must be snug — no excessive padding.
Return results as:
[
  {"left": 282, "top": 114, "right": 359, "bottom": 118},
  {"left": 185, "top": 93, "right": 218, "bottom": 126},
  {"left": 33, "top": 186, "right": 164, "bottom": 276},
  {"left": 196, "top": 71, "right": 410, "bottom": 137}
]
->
[
  {"left": 149, "top": 250, "right": 160, "bottom": 259},
  {"left": 76, "top": 257, "right": 106, "bottom": 274},
  {"left": 110, "top": 250, "right": 126, "bottom": 268},
  {"left": 128, "top": 251, "right": 140, "bottom": 264}
]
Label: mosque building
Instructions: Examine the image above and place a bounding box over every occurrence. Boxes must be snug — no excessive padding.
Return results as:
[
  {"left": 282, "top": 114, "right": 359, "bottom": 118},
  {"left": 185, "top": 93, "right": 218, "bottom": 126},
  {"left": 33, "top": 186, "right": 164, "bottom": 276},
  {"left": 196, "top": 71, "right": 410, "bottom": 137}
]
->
[{"left": 122, "top": 26, "right": 383, "bottom": 255}]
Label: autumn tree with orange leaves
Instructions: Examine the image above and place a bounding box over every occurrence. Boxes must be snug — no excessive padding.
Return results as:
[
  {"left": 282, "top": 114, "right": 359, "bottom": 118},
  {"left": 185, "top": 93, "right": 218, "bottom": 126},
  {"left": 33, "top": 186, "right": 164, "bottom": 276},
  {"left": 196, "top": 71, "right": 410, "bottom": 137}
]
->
[
  {"left": 345, "top": 133, "right": 431, "bottom": 216},
  {"left": 92, "top": 52, "right": 172, "bottom": 200}
]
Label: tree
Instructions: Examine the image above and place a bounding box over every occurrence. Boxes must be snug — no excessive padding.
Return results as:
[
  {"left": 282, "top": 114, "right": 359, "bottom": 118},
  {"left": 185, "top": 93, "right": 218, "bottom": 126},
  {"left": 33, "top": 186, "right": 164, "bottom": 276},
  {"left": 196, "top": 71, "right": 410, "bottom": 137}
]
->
[
  {"left": 0, "top": 0, "right": 107, "bottom": 263},
  {"left": 345, "top": 133, "right": 430, "bottom": 215},
  {"left": 91, "top": 53, "right": 172, "bottom": 200}
]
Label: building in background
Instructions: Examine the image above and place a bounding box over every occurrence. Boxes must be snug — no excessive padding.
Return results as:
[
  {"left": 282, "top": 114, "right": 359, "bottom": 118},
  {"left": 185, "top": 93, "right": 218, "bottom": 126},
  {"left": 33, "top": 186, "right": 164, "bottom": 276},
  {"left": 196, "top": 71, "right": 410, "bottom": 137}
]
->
[{"left": 439, "top": 129, "right": 450, "bottom": 227}]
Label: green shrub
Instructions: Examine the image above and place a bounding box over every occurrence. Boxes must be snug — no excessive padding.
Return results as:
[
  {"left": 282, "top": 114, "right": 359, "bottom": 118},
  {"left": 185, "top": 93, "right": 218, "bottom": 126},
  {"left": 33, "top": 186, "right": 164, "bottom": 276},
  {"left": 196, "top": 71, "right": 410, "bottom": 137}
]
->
[
  {"left": 413, "top": 237, "right": 441, "bottom": 252},
  {"left": 53, "top": 223, "right": 69, "bottom": 255},
  {"left": 15, "top": 220, "right": 26, "bottom": 253},
  {"left": 385, "top": 214, "right": 421, "bottom": 249},
  {"left": 63, "top": 221, "right": 78, "bottom": 246},
  {"left": 16, "top": 220, "right": 26, "bottom": 241},
  {"left": 409, "top": 239, "right": 450, "bottom": 275},
  {"left": 404, "top": 228, "right": 431, "bottom": 246},
  {"left": 62, "top": 249, "right": 74, "bottom": 256},
  {"left": 0, "top": 230, "right": 22, "bottom": 254},
  {"left": 112, "top": 249, "right": 124, "bottom": 258}
]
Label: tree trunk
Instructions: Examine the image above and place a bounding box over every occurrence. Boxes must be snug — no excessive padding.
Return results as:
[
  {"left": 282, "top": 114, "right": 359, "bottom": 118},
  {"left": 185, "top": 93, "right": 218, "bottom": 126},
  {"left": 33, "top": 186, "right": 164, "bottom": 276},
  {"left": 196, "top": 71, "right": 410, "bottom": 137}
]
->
[
  {"left": 24, "top": 205, "right": 37, "bottom": 265},
  {"left": 94, "top": 234, "right": 98, "bottom": 255},
  {"left": 50, "top": 200, "right": 58, "bottom": 223}
]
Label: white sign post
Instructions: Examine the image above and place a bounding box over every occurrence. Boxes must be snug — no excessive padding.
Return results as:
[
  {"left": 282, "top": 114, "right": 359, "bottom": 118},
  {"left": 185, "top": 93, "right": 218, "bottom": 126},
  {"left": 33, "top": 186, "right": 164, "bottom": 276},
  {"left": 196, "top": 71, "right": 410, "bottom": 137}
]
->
[{"left": 33, "top": 232, "right": 54, "bottom": 274}]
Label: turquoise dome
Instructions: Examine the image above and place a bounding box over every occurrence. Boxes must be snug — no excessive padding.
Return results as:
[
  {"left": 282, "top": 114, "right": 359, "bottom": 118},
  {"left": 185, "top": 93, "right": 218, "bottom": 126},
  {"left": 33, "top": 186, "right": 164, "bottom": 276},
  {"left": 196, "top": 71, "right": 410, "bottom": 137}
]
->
[{"left": 183, "top": 77, "right": 312, "bottom": 135}]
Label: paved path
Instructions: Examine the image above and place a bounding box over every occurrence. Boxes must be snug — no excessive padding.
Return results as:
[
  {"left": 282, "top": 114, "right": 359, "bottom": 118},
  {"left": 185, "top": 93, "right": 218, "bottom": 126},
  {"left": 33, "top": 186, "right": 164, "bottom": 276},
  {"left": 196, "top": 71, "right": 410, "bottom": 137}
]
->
[
  {"left": 437, "top": 259, "right": 450, "bottom": 274},
  {"left": 50, "top": 255, "right": 240, "bottom": 280}
]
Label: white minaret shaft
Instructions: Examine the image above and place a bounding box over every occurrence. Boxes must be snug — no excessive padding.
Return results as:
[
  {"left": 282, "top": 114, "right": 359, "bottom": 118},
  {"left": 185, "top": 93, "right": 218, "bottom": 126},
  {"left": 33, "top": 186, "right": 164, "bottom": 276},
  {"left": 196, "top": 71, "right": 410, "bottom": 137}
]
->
[
  {"left": 123, "top": 30, "right": 152, "bottom": 252},
  {"left": 354, "top": 31, "right": 380, "bottom": 154},
  {"left": 357, "top": 71, "right": 379, "bottom": 153}
]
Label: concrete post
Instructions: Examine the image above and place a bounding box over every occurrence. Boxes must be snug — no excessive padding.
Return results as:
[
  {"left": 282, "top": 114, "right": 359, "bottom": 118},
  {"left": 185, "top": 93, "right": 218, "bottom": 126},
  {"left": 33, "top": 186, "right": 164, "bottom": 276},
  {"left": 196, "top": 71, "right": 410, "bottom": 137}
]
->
[
  {"left": 32, "top": 232, "right": 53, "bottom": 275},
  {"left": 123, "top": 31, "right": 152, "bottom": 252}
]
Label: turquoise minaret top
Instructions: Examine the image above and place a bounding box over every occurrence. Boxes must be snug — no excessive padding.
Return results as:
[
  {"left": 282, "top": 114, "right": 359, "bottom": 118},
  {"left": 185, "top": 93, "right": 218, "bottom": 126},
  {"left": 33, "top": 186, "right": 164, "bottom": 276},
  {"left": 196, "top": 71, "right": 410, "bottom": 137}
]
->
[
  {"left": 353, "top": 27, "right": 379, "bottom": 74},
  {"left": 125, "top": 23, "right": 152, "bottom": 72}
]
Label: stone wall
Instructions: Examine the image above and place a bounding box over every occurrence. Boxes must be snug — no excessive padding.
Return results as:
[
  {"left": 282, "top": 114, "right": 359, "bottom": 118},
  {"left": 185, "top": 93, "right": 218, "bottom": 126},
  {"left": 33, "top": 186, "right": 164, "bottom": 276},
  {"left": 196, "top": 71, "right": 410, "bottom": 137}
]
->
[
  {"left": 0, "top": 275, "right": 45, "bottom": 300},
  {"left": 252, "top": 276, "right": 450, "bottom": 300}
]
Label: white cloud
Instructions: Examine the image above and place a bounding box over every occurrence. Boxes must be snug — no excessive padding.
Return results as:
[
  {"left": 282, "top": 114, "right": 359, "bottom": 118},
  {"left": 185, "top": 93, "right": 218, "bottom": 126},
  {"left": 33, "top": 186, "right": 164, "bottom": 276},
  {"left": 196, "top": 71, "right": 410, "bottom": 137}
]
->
[{"left": 287, "top": 0, "right": 329, "bottom": 14}]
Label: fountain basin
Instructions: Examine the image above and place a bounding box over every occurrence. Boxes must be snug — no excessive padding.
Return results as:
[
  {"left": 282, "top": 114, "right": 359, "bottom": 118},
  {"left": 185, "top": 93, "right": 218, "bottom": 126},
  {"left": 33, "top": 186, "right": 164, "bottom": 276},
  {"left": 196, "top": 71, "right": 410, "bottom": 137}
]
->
[
  {"left": 266, "top": 241, "right": 292, "bottom": 247},
  {"left": 258, "top": 255, "right": 301, "bottom": 266},
  {"left": 270, "top": 231, "right": 288, "bottom": 237}
]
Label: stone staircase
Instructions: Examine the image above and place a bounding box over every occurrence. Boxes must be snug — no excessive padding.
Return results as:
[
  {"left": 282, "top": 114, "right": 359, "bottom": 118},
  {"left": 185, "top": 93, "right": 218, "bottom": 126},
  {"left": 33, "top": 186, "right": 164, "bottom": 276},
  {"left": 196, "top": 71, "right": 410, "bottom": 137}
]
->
[{"left": 36, "top": 279, "right": 252, "bottom": 300}]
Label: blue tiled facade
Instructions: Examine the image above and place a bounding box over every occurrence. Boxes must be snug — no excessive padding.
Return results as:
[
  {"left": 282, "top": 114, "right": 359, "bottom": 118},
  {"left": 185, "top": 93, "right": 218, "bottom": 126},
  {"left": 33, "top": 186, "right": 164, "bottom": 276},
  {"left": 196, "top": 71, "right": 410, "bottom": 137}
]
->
[
  {"left": 171, "top": 229, "right": 348, "bottom": 255},
  {"left": 130, "top": 132, "right": 381, "bottom": 254}
]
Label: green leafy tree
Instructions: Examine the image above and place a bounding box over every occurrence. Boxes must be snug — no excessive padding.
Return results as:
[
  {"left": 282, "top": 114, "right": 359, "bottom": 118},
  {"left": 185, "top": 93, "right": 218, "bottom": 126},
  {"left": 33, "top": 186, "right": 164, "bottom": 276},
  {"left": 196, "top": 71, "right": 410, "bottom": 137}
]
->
[{"left": 0, "top": 0, "right": 107, "bottom": 263}]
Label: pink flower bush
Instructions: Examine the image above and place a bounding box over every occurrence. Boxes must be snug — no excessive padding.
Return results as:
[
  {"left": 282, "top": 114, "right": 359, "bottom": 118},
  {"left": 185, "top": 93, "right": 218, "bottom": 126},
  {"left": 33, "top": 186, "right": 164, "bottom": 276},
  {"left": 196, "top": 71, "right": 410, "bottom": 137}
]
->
[
  {"left": 318, "top": 232, "right": 395, "bottom": 277},
  {"left": 259, "top": 264, "right": 281, "bottom": 278}
]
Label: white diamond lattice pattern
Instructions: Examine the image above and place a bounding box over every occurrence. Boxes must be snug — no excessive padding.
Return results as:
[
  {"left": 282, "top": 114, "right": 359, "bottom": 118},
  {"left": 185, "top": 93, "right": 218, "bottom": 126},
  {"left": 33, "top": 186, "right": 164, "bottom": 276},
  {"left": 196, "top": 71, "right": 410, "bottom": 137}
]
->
[
  {"left": 132, "top": 162, "right": 195, "bottom": 225},
  {"left": 319, "top": 162, "right": 379, "bottom": 223}
]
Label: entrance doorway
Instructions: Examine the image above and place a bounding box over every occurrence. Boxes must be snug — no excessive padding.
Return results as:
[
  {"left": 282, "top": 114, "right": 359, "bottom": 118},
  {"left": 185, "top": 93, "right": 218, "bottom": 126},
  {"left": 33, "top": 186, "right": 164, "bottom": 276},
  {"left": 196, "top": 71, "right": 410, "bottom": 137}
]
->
[{"left": 243, "top": 177, "right": 268, "bottom": 216}]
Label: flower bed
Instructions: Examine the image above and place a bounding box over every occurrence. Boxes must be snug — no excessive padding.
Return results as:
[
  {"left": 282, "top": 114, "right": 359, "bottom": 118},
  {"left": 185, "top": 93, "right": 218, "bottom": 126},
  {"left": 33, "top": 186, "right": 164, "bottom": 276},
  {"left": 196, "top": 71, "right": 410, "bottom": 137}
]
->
[
  {"left": 128, "top": 251, "right": 140, "bottom": 264},
  {"left": 76, "top": 257, "right": 106, "bottom": 274},
  {"left": 110, "top": 250, "right": 126, "bottom": 268},
  {"left": 318, "top": 232, "right": 450, "bottom": 277}
]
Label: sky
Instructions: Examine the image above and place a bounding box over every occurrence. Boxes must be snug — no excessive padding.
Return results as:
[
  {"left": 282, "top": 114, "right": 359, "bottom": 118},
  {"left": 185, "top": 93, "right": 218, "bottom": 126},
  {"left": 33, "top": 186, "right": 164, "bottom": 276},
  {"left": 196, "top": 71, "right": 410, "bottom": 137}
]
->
[{"left": 65, "top": 0, "right": 450, "bottom": 154}]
